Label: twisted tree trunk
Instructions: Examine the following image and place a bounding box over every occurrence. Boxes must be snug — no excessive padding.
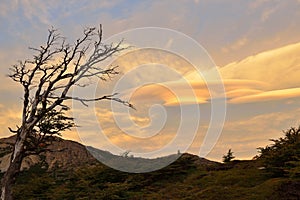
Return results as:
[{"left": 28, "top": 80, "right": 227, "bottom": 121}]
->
[{"left": 1, "top": 130, "right": 26, "bottom": 200}]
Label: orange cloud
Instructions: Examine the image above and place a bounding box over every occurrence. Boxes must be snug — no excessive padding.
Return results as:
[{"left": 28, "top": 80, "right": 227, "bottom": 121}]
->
[
  {"left": 125, "top": 42, "right": 300, "bottom": 105},
  {"left": 126, "top": 78, "right": 270, "bottom": 106},
  {"left": 229, "top": 87, "right": 300, "bottom": 103}
]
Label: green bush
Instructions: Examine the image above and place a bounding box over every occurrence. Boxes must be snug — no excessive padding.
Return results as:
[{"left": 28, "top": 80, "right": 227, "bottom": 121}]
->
[{"left": 258, "top": 126, "right": 300, "bottom": 177}]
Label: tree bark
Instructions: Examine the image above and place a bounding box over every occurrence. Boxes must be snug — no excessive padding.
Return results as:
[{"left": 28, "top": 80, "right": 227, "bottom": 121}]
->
[{"left": 1, "top": 131, "right": 26, "bottom": 200}]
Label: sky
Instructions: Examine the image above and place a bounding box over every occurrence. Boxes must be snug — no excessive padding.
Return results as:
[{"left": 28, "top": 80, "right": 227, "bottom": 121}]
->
[{"left": 0, "top": 0, "right": 300, "bottom": 162}]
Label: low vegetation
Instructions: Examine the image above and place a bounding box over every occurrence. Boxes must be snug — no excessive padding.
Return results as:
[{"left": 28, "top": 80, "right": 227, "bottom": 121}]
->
[{"left": 1, "top": 126, "right": 300, "bottom": 199}]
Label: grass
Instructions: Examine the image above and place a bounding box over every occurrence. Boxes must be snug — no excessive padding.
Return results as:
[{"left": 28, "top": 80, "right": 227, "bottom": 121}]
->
[{"left": 8, "top": 157, "right": 299, "bottom": 200}]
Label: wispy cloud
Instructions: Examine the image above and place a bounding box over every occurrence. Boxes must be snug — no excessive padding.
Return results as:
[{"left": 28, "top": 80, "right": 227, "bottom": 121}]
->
[
  {"left": 249, "top": 0, "right": 272, "bottom": 9},
  {"left": 261, "top": 6, "right": 278, "bottom": 22},
  {"left": 121, "top": 41, "right": 300, "bottom": 106},
  {"left": 229, "top": 88, "right": 300, "bottom": 104},
  {"left": 221, "top": 42, "right": 300, "bottom": 90},
  {"left": 0, "top": 0, "right": 18, "bottom": 17},
  {"left": 222, "top": 37, "right": 248, "bottom": 53}
]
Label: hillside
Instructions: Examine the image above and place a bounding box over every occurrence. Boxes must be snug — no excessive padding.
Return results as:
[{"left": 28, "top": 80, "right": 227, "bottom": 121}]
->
[
  {"left": 0, "top": 135, "right": 299, "bottom": 199},
  {"left": 0, "top": 136, "right": 216, "bottom": 173}
]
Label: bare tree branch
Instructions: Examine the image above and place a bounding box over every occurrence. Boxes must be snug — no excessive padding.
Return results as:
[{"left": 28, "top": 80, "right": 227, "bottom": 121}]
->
[{"left": 66, "top": 93, "right": 135, "bottom": 109}]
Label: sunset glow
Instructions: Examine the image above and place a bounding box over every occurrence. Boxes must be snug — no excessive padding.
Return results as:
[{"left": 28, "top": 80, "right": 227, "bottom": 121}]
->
[{"left": 0, "top": 0, "right": 300, "bottom": 161}]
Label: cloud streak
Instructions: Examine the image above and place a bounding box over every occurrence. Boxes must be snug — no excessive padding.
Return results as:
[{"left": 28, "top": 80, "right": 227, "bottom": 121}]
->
[{"left": 229, "top": 88, "right": 300, "bottom": 103}]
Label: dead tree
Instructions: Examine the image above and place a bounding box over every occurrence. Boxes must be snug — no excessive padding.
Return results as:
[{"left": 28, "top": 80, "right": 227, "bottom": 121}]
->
[{"left": 1, "top": 25, "right": 132, "bottom": 200}]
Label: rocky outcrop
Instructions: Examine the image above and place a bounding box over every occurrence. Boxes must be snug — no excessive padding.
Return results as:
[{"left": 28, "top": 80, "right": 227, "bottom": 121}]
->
[{"left": 0, "top": 136, "right": 97, "bottom": 172}]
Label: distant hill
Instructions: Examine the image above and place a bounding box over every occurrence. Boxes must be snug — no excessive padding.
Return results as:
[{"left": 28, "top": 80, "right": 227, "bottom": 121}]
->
[
  {"left": 86, "top": 146, "right": 218, "bottom": 173},
  {"left": 0, "top": 135, "right": 217, "bottom": 173}
]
